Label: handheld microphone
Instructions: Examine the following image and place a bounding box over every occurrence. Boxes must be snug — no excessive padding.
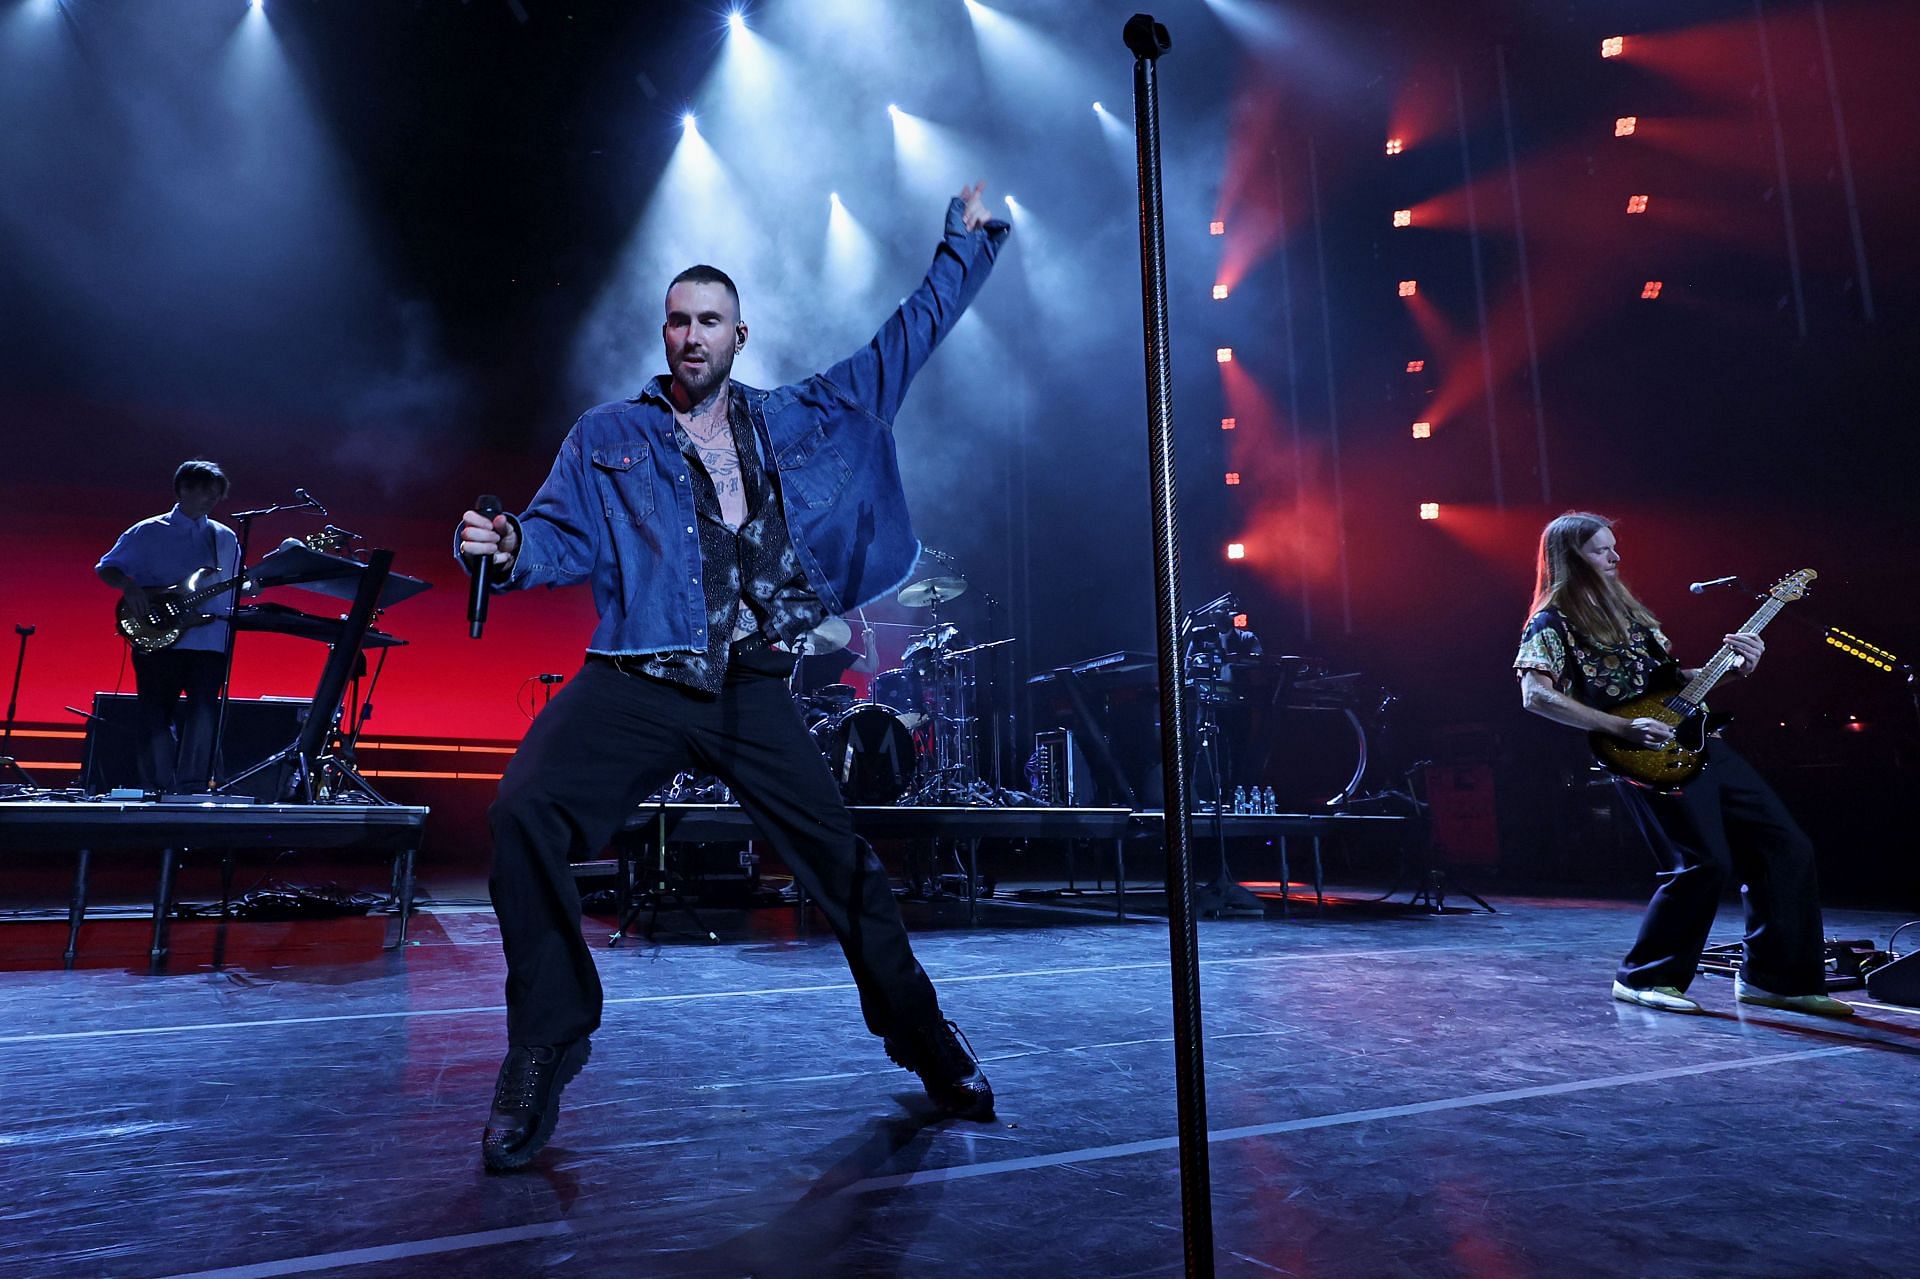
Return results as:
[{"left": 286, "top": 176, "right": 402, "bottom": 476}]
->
[
  {"left": 294, "top": 487, "right": 328, "bottom": 517},
  {"left": 1689, "top": 575, "right": 1739, "bottom": 595},
  {"left": 467, "top": 494, "right": 503, "bottom": 640}
]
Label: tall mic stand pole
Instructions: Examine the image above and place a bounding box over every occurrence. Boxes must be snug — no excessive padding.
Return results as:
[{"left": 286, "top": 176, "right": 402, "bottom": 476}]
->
[
  {"left": 1126, "top": 14, "right": 1214, "bottom": 1275},
  {"left": 206, "top": 511, "right": 256, "bottom": 791},
  {"left": 1, "top": 624, "right": 40, "bottom": 790},
  {"left": 206, "top": 491, "right": 321, "bottom": 791}
]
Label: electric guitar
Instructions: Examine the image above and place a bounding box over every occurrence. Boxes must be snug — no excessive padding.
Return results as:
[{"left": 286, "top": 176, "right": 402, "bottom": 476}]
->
[
  {"left": 115, "top": 530, "right": 349, "bottom": 653},
  {"left": 1589, "top": 569, "right": 1816, "bottom": 792}
]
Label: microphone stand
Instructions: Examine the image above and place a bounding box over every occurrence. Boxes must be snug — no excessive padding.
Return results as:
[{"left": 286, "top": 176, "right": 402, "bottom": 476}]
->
[
  {"left": 1, "top": 623, "right": 39, "bottom": 791},
  {"left": 206, "top": 491, "right": 325, "bottom": 792},
  {"left": 1126, "top": 13, "right": 1214, "bottom": 1274}
]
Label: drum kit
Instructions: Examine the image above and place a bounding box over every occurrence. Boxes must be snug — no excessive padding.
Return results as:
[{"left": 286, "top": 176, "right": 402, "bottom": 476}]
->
[{"left": 794, "top": 565, "right": 1014, "bottom": 806}]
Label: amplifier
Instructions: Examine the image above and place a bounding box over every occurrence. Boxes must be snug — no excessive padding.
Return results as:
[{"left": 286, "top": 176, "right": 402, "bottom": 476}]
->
[{"left": 81, "top": 693, "right": 310, "bottom": 801}]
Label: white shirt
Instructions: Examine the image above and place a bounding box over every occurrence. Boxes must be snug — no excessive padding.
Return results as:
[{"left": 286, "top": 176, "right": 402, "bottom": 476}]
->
[{"left": 98, "top": 505, "right": 242, "bottom": 653}]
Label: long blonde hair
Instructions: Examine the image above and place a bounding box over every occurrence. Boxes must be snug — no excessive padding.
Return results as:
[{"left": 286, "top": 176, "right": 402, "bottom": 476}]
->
[{"left": 1528, "top": 511, "right": 1660, "bottom": 645}]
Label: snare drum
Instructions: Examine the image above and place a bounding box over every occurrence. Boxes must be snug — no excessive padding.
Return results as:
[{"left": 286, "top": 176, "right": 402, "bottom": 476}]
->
[{"left": 809, "top": 703, "right": 919, "bottom": 804}]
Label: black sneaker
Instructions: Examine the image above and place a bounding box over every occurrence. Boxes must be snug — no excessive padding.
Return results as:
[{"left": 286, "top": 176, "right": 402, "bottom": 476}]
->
[
  {"left": 884, "top": 1019, "right": 995, "bottom": 1119},
  {"left": 481, "top": 1038, "right": 591, "bottom": 1172}
]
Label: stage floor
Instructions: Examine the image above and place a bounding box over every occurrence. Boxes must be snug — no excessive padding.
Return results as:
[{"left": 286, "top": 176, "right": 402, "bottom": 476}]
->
[{"left": 6, "top": 894, "right": 1918, "bottom": 1278}]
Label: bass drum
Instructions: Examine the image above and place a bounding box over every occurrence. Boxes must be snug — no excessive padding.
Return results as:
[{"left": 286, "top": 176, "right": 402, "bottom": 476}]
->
[{"left": 810, "top": 703, "right": 919, "bottom": 804}]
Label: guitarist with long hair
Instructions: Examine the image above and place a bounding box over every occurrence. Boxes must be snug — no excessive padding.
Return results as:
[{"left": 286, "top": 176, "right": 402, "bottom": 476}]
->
[
  {"left": 96, "top": 459, "right": 239, "bottom": 793},
  {"left": 1514, "top": 511, "right": 1851, "bottom": 1017}
]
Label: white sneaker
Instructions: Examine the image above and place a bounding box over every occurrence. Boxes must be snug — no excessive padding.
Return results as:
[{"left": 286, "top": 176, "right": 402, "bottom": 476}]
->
[
  {"left": 1734, "top": 976, "right": 1855, "bottom": 1018},
  {"left": 1612, "top": 980, "right": 1703, "bottom": 1014}
]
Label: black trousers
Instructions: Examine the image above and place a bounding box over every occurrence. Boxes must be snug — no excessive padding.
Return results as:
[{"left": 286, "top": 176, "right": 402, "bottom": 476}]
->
[
  {"left": 1613, "top": 743, "right": 1827, "bottom": 996},
  {"left": 129, "top": 648, "right": 226, "bottom": 793},
  {"left": 489, "top": 656, "right": 944, "bottom": 1047}
]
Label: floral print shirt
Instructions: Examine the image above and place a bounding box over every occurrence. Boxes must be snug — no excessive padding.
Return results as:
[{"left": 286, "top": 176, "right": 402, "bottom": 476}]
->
[{"left": 1514, "top": 607, "right": 1675, "bottom": 710}]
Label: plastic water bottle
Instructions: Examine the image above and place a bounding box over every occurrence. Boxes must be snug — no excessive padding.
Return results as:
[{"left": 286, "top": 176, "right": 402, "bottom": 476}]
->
[
  {"left": 1262, "top": 785, "right": 1277, "bottom": 814},
  {"left": 1231, "top": 786, "right": 1247, "bottom": 814}
]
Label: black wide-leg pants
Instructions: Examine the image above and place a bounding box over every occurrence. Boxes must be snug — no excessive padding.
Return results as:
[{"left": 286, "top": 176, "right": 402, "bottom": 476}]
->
[
  {"left": 489, "top": 655, "right": 943, "bottom": 1048},
  {"left": 1613, "top": 743, "right": 1827, "bottom": 996}
]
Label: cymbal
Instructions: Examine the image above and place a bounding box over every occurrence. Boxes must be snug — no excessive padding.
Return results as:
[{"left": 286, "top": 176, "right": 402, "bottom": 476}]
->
[
  {"left": 798, "top": 616, "right": 852, "bottom": 655},
  {"left": 896, "top": 576, "right": 967, "bottom": 608}
]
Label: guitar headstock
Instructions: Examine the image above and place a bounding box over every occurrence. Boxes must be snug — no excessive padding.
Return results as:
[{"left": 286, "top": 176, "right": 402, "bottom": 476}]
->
[
  {"left": 302, "top": 528, "right": 353, "bottom": 554},
  {"left": 1768, "top": 568, "right": 1816, "bottom": 602}
]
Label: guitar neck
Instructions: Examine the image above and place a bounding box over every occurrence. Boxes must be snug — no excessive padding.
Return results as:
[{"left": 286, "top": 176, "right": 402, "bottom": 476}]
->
[
  {"left": 177, "top": 574, "right": 247, "bottom": 610},
  {"left": 1675, "top": 595, "right": 1785, "bottom": 705}
]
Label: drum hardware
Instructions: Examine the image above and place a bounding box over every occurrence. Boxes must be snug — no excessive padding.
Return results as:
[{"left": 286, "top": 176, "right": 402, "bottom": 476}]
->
[
  {"left": 811, "top": 702, "right": 919, "bottom": 804},
  {"left": 649, "top": 772, "right": 732, "bottom": 804},
  {"left": 1185, "top": 596, "right": 1263, "bottom": 915},
  {"left": 789, "top": 552, "right": 1022, "bottom": 807}
]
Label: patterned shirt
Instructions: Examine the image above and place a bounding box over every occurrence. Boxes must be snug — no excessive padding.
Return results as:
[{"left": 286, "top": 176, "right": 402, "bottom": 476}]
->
[
  {"left": 1514, "top": 607, "right": 1676, "bottom": 710},
  {"left": 636, "top": 386, "right": 827, "bottom": 694}
]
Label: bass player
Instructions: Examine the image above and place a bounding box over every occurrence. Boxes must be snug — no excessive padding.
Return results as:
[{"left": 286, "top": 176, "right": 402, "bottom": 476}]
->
[{"left": 96, "top": 459, "right": 240, "bottom": 793}]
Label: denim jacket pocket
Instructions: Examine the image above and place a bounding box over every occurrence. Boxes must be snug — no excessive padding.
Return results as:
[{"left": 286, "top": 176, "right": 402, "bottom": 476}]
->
[
  {"left": 591, "top": 442, "right": 655, "bottom": 524},
  {"left": 775, "top": 426, "right": 851, "bottom": 510}
]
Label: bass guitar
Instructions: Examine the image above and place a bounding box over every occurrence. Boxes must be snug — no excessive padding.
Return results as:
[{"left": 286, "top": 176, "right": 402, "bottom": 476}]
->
[
  {"left": 1590, "top": 569, "right": 1815, "bottom": 792},
  {"left": 115, "top": 529, "right": 348, "bottom": 653}
]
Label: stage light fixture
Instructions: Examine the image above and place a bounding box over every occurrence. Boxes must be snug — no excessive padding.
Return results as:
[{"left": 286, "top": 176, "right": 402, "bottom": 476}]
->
[
  {"left": 1411, "top": 422, "right": 1432, "bottom": 439},
  {"left": 1419, "top": 502, "right": 1440, "bottom": 520},
  {"left": 1406, "top": 359, "right": 1425, "bottom": 373},
  {"left": 1601, "top": 36, "right": 1625, "bottom": 58},
  {"left": 1216, "top": 348, "right": 1233, "bottom": 363},
  {"left": 1225, "top": 472, "right": 1241, "bottom": 486},
  {"left": 1626, "top": 194, "right": 1649, "bottom": 214},
  {"left": 1398, "top": 280, "right": 1417, "bottom": 297},
  {"left": 1209, "top": 219, "right": 1225, "bottom": 236},
  {"left": 1212, "top": 284, "right": 1229, "bottom": 300},
  {"left": 1092, "top": 101, "right": 1104, "bottom": 114},
  {"left": 1825, "top": 628, "right": 1897, "bottom": 672},
  {"left": 727, "top": 9, "right": 746, "bottom": 34},
  {"left": 1641, "top": 280, "right": 1662, "bottom": 299},
  {"left": 1227, "top": 542, "right": 1246, "bottom": 560},
  {"left": 680, "top": 110, "right": 698, "bottom": 133},
  {"left": 1220, "top": 417, "right": 1236, "bottom": 430},
  {"left": 1392, "top": 209, "right": 1411, "bottom": 227},
  {"left": 1615, "top": 116, "right": 1637, "bottom": 137},
  {"left": 1232, "top": 613, "right": 1248, "bottom": 629},
  {"left": 1385, "top": 137, "right": 1404, "bottom": 156}
]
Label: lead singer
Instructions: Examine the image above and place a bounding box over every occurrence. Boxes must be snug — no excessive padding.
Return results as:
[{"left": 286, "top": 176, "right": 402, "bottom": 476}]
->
[{"left": 458, "top": 185, "right": 1008, "bottom": 1171}]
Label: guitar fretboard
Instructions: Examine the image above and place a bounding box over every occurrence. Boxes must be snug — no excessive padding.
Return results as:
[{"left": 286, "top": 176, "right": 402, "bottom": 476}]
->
[{"left": 1671, "top": 594, "right": 1788, "bottom": 708}]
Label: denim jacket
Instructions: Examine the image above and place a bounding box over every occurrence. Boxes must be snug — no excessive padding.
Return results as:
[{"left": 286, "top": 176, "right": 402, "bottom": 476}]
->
[{"left": 489, "top": 198, "right": 1008, "bottom": 658}]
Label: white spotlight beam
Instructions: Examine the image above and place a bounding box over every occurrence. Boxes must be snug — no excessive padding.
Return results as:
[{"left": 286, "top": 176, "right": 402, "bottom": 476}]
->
[{"left": 887, "top": 104, "right": 974, "bottom": 203}]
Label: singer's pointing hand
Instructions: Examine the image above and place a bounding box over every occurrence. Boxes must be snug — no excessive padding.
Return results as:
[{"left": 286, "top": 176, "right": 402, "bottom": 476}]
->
[{"left": 459, "top": 510, "right": 518, "bottom": 568}]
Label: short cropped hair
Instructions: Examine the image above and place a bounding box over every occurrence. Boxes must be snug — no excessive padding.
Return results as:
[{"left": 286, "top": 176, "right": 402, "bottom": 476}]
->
[
  {"left": 666, "top": 264, "right": 741, "bottom": 316},
  {"left": 173, "top": 458, "right": 229, "bottom": 497}
]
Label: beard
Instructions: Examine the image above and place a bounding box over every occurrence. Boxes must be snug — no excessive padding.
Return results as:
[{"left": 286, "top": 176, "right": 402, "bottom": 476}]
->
[{"left": 672, "top": 347, "right": 732, "bottom": 402}]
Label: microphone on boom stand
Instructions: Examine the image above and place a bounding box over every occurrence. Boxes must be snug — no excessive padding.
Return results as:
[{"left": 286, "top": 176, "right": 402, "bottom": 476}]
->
[
  {"left": 1689, "top": 575, "right": 1739, "bottom": 595},
  {"left": 467, "top": 495, "right": 503, "bottom": 640}
]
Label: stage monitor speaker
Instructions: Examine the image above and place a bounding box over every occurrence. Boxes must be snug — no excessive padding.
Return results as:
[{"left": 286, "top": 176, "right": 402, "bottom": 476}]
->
[
  {"left": 81, "top": 693, "right": 311, "bottom": 801},
  {"left": 1866, "top": 948, "right": 1920, "bottom": 1007}
]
